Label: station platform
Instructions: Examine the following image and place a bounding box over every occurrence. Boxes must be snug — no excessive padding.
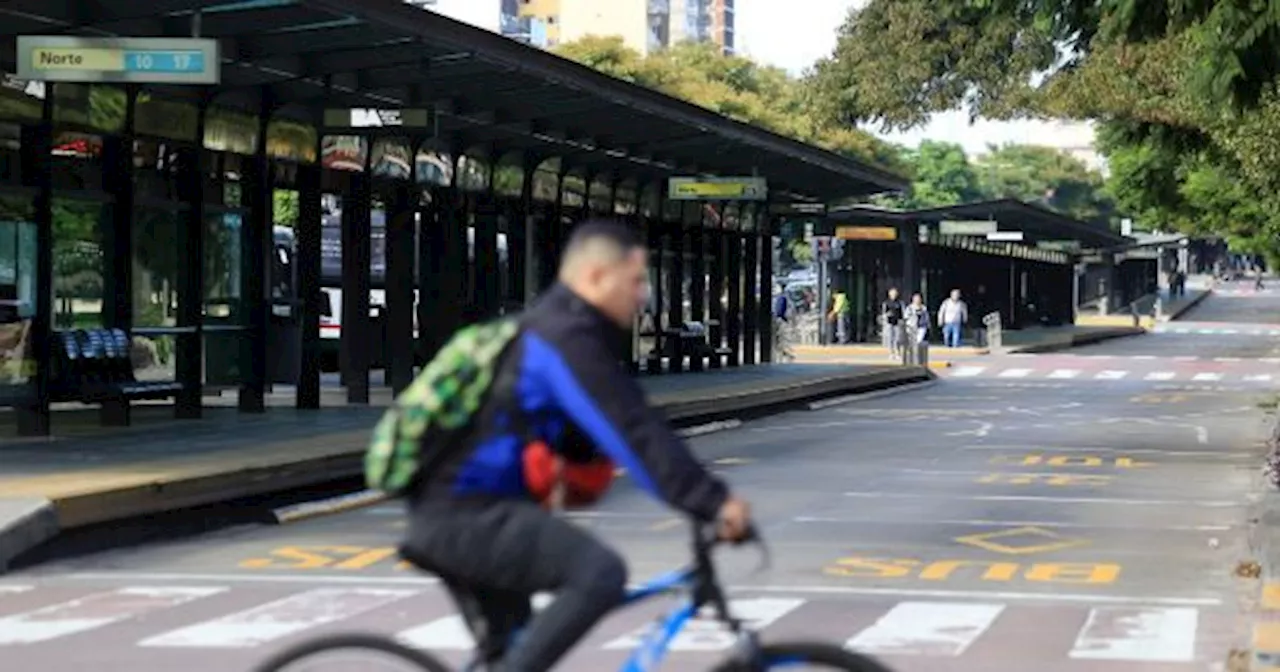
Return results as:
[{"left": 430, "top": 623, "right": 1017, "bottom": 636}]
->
[
  {"left": 0, "top": 362, "right": 932, "bottom": 571},
  {"left": 792, "top": 322, "right": 1147, "bottom": 364}
]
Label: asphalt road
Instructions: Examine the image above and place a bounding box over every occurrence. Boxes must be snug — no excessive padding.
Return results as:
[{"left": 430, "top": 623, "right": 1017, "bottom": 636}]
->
[{"left": 1, "top": 288, "right": 1275, "bottom": 671}]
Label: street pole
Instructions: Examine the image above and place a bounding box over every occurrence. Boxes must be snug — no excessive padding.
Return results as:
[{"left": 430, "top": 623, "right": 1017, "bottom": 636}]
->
[{"left": 817, "top": 256, "right": 828, "bottom": 346}]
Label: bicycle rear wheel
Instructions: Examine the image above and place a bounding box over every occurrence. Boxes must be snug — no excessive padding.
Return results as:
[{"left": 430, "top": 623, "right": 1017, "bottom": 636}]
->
[
  {"left": 253, "top": 633, "right": 452, "bottom": 672},
  {"left": 712, "top": 640, "right": 895, "bottom": 671}
]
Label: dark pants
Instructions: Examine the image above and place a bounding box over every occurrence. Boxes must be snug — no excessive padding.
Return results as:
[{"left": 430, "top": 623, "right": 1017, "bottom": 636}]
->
[{"left": 400, "top": 498, "right": 628, "bottom": 671}]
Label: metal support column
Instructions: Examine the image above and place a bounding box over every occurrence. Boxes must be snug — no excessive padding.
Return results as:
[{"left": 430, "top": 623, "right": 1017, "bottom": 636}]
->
[
  {"left": 725, "top": 229, "right": 742, "bottom": 366},
  {"left": 294, "top": 159, "right": 322, "bottom": 409},
  {"left": 340, "top": 169, "right": 372, "bottom": 404},
  {"left": 742, "top": 228, "right": 759, "bottom": 366},
  {"left": 666, "top": 220, "right": 685, "bottom": 374},
  {"left": 98, "top": 87, "right": 137, "bottom": 425},
  {"left": 707, "top": 217, "right": 726, "bottom": 368},
  {"left": 239, "top": 94, "right": 273, "bottom": 413},
  {"left": 14, "top": 89, "right": 55, "bottom": 436},
  {"left": 385, "top": 180, "right": 416, "bottom": 395},
  {"left": 174, "top": 100, "right": 207, "bottom": 418},
  {"left": 759, "top": 222, "right": 775, "bottom": 363},
  {"left": 473, "top": 190, "right": 500, "bottom": 319},
  {"left": 687, "top": 204, "right": 706, "bottom": 372}
]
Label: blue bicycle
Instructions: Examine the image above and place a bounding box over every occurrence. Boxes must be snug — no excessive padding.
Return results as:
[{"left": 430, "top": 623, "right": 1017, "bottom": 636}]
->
[{"left": 254, "top": 522, "right": 892, "bottom": 671}]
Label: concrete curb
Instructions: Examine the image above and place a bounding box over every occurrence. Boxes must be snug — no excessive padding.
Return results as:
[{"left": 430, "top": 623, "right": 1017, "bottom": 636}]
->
[
  {"left": 0, "top": 499, "right": 59, "bottom": 572},
  {"left": 1163, "top": 288, "right": 1213, "bottom": 322},
  {"left": 1005, "top": 327, "right": 1147, "bottom": 355},
  {"left": 0, "top": 368, "right": 932, "bottom": 567},
  {"left": 1253, "top": 418, "right": 1280, "bottom": 670}
]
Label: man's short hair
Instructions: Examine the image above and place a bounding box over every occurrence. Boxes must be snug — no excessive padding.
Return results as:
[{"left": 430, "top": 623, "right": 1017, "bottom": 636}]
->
[{"left": 559, "top": 220, "right": 644, "bottom": 274}]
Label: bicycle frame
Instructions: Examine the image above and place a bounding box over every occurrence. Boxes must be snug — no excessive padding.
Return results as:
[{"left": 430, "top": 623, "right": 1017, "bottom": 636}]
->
[{"left": 616, "top": 566, "right": 744, "bottom": 672}]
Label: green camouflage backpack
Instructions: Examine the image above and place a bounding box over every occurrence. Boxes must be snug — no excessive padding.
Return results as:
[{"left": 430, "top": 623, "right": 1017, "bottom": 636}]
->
[{"left": 365, "top": 316, "right": 521, "bottom": 495}]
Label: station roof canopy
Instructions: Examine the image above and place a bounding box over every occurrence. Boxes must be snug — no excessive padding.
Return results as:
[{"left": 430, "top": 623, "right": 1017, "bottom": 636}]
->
[
  {"left": 0, "top": 0, "right": 909, "bottom": 203},
  {"left": 832, "top": 198, "right": 1130, "bottom": 249}
]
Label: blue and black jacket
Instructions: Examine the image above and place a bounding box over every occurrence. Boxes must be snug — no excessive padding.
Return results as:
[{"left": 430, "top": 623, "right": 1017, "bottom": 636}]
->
[{"left": 412, "top": 283, "right": 729, "bottom": 522}]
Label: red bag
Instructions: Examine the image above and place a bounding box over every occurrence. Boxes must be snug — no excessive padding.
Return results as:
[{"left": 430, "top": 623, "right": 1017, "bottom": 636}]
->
[{"left": 522, "top": 440, "right": 615, "bottom": 508}]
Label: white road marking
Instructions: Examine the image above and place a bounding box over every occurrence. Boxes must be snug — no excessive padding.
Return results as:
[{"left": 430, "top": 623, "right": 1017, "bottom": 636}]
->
[
  {"left": 1144, "top": 372, "right": 1176, "bottom": 380},
  {"left": 49, "top": 575, "right": 1223, "bottom": 606},
  {"left": 1245, "top": 374, "right": 1274, "bottom": 382},
  {"left": 1131, "top": 355, "right": 1157, "bottom": 360},
  {"left": 997, "top": 368, "right": 1031, "bottom": 378},
  {"left": 140, "top": 588, "right": 417, "bottom": 648},
  {"left": 958, "top": 445, "right": 1256, "bottom": 457},
  {"left": 396, "top": 593, "right": 557, "bottom": 650},
  {"left": 1069, "top": 607, "right": 1198, "bottom": 662},
  {"left": 1047, "top": 369, "right": 1080, "bottom": 379},
  {"left": 1214, "top": 357, "right": 1241, "bottom": 362},
  {"left": 792, "top": 516, "right": 1231, "bottom": 532},
  {"left": 1262, "top": 358, "right": 1280, "bottom": 364},
  {"left": 1095, "top": 370, "right": 1128, "bottom": 380},
  {"left": 950, "top": 366, "right": 986, "bottom": 377},
  {"left": 0, "top": 586, "right": 31, "bottom": 595},
  {"left": 0, "top": 587, "right": 222, "bottom": 644},
  {"left": 604, "top": 598, "right": 803, "bottom": 651},
  {"left": 398, "top": 615, "right": 476, "bottom": 650},
  {"left": 843, "top": 492, "right": 1242, "bottom": 507},
  {"left": 1191, "top": 373, "right": 1222, "bottom": 381},
  {"left": 845, "top": 602, "right": 1004, "bottom": 656},
  {"left": 1173, "top": 356, "right": 1198, "bottom": 361}
]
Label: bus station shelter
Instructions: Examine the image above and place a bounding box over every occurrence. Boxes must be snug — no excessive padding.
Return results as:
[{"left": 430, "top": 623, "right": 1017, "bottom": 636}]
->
[
  {"left": 0, "top": 0, "right": 907, "bottom": 436},
  {"left": 823, "top": 199, "right": 1130, "bottom": 341}
]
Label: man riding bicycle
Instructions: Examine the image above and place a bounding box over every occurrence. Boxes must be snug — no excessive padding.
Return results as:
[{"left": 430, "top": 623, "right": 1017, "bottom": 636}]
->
[{"left": 399, "top": 220, "right": 753, "bottom": 672}]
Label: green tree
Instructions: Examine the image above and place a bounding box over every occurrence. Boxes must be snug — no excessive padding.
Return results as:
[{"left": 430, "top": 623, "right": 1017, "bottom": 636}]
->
[
  {"left": 885, "top": 141, "right": 984, "bottom": 209},
  {"left": 974, "top": 144, "right": 1114, "bottom": 223},
  {"left": 809, "top": 0, "right": 1280, "bottom": 256},
  {"left": 553, "top": 37, "right": 907, "bottom": 173}
]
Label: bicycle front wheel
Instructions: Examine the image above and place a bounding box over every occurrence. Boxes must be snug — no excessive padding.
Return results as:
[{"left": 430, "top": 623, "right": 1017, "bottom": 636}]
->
[
  {"left": 253, "top": 633, "right": 452, "bottom": 672},
  {"left": 713, "top": 640, "right": 896, "bottom": 671}
]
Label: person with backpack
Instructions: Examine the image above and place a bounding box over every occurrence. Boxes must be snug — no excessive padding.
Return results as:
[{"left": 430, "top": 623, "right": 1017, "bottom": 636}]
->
[
  {"left": 881, "top": 287, "right": 905, "bottom": 358},
  {"left": 369, "top": 220, "right": 753, "bottom": 672}
]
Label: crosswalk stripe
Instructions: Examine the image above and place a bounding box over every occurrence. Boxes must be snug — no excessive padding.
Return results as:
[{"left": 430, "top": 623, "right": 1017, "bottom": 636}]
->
[
  {"left": 951, "top": 366, "right": 985, "bottom": 377},
  {"left": 1144, "top": 372, "right": 1176, "bottom": 381},
  {"left": 139, "top": 588, "right": 416, "bottom": 648},
  {"left": 1095, "top": 370, "right": 1128, "bottom": 380},
  {"left": 603, "top": 598, "right": 804, "bottom": 651},
  {"left": 845, "top": 601, "right": 1004, "bottom": 657},
  {"left": 398, "top": 615, "right": 475, "bottom": 650},
  {"left": 1068, "top": 607, "right": 1198, "bottom": 662},
  {"left": 0, "top": 586, "right": 31, "bottom": 596},
  {"left": 1245, "top": 374, "right": 1274, "bottom": 382},
  {"left": 1214, "top": 357, "right": 1241, "bottom": 362},
  {"left": 997, "top": 369, "right": 1031, "bottom": 378},
  {"left": 0, "top": 587, "right": 222, "bottom": 645},
  {"left": 1173, "top": 356, "right": 1198, "bottom": 361},
  {"left": 1047, "top": 369, "right": 1080, "bottom": 379},
  {"left": 397, "top": 593, "right": 556, "bottom": 651},
  {"left": 1192, "top": 373, "right": 1223, "bottom": 381}
]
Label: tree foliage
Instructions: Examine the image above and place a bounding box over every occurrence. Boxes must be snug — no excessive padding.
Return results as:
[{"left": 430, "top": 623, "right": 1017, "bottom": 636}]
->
[
  {"left": 553, "top": 36, "right": 906, "bottom": 173},
  {"left": 810, "top": 0, "right": 1280, "bottom": 255}
]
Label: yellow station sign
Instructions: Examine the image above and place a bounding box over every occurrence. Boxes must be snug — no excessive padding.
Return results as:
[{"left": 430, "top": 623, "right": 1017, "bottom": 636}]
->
[
  {"left": 835, "top": 226, "right": 898, "bottom": 241},
  {"left": 667, "top": 177, "right": 767, "bottom": 201}
]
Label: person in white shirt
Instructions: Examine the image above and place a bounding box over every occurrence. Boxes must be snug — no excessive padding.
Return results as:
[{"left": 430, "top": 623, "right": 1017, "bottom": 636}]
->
[{"left": 938, "top": 289, "right": 968, "bottom": 348}]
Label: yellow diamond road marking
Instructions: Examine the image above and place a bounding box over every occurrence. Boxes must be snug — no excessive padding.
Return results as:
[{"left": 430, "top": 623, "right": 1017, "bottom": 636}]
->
[{"left": 954, "top": 526, "right": 1089, "bottom": 555}]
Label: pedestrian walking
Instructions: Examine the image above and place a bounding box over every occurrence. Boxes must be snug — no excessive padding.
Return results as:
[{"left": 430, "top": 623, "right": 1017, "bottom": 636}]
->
[
  {"left": 903, "top": 293, "right": 930, "bottom": 358},
  {"left": 772, "top": 284, "right": 794, "bottom": 361},
  {"left": 938, "top": 289, "right": 968, "bottom": 348},
  {"left": 828, "top": 288, "right": 851, "bottom": 344},
  {"left": 881, "top": 288, "right": 905, "bottom": 358}
]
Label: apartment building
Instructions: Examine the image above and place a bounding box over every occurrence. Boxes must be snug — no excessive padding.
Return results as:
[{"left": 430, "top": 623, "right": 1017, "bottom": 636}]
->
[{"left": 419, "top": 0, "right": 733, "bottom": 54}]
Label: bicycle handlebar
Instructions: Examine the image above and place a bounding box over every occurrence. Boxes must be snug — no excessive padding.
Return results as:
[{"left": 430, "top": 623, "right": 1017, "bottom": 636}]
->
[{"left": 692, "top": 520, "right": 771, "bottom": 573}]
